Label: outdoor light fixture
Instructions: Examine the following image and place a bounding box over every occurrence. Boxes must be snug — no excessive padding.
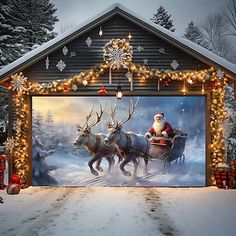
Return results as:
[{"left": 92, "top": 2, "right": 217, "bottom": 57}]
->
[{"left": 116, "top": 85, "right": 123, "bottom": 99}]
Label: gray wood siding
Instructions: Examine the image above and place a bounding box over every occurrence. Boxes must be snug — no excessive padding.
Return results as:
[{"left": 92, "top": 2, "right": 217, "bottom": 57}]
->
[{"left": 22, "top": 14, "right": 210, "bottom": 94}]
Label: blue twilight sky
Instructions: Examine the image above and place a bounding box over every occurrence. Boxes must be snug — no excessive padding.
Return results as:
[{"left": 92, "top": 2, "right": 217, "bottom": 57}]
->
[
  {"left": 51, "top": 0, "right": 227, "bottom": 35},
  {"left": 32, "top": 96, "right": 205, "bottom": 138}
]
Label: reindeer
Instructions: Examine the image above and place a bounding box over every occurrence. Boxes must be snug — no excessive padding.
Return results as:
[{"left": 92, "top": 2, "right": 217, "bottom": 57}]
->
[
  {"left": 73, "top": 105, "right": 123, "bottom": 176},
  {"left": 104, "top": 98, "right": 169, "bottom": 177}
]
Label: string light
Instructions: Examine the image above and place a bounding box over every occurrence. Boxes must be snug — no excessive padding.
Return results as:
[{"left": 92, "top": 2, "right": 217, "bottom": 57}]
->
[
  {"left": 2, "top": 63, "right": 230, "bottom": 185},
  {"left": 181, "top": 80, "right": 187, "bottom": 95},
  {"left": 201, "top": 81, "right": 205, "bottom": 94}
]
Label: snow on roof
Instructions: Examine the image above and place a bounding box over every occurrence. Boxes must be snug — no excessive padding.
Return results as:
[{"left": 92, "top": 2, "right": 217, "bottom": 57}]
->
[{"left": 0, "top": 2, "right": 236, "bottom": 79}]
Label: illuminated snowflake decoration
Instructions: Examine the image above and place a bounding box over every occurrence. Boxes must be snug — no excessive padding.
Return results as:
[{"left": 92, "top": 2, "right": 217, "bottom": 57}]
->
[
  {"left": 11, "top": 73, "right": 28, "bottom": 92},
  {"left": 103, "top": 38, "right": 133, "bottom": 69},
  {"left": 56, "top": 60, "right": 66, "bottom": 71},
  {"left": 170, "top": 60, "right": 179, "bottom": 70},
  {"left": 136, "top": 45, "right": 144, "bottom": 52},
  {"left": 3, "top": 137, "right": 15, "bottom": 153},
  {"left": 216, "top": 69, "right": 224, "bottom": 80}
]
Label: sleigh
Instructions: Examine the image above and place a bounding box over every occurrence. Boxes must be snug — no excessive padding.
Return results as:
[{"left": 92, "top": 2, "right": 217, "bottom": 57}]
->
[{"left": 148, "top": 129, "right": 187, "bottom": 167}]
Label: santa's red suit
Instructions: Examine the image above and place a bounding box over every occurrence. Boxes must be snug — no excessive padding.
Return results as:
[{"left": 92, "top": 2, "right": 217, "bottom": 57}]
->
[{"left": 145, "top": 113, "right": 174, "bottom": 148}]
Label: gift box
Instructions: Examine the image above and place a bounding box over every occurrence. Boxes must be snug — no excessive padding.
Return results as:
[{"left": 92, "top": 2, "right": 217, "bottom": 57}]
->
[{"left": 215, "top": 169, "right": 234, "bottom": 189}]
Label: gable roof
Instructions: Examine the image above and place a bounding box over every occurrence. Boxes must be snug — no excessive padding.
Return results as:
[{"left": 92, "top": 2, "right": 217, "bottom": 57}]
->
[{"left": 0, "top": 3, "right": 236, "bottom": 81}]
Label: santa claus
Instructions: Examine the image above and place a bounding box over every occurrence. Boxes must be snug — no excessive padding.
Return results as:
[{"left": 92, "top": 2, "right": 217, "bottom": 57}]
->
[{"left": 145, "top": 113, "right": 174, "bottom": 147}]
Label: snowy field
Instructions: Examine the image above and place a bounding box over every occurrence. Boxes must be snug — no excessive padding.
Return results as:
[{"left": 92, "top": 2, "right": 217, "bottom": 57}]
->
[
  {"left": 0, "top": 187, "right": 236, "bottom": 236},
  {"left": 41, "top": 138, "right": 206, "bottom": 187}
]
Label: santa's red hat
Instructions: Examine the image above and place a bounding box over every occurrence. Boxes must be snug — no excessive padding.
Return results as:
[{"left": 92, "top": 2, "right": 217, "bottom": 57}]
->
[{"left": 154, "top": 113, "right": 164, "bottom": 120}]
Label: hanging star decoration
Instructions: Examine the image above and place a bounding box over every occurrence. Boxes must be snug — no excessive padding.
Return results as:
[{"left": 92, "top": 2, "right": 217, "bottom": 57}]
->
[
  {"left": 82, "top": 80, "right": 88, "bottom": 86},
  {"left": 11, "top": 73, "right": 28, "bottom": 92},
  {"left": 3, "top": 137, "right": 15, "bottom": 154},
  {"left": 103, "top": 38, "right": 133, "bottom": 69},
  {"left": 72, "top": 84, "right": 78, "bottom": 91},
  {"left": 187, "top": 78, "right": 193, "bottom": 84},
  {"left": 98, "top": 86, "right": 107, "bottom": 95}
]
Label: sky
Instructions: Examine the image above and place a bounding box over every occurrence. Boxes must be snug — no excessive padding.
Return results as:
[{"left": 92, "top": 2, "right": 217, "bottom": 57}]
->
[
  {"left": 51, "top": 0, "right": 227, "bottom": 35},
  {"left": 32, "top": 96, "right": 205, "bottom": 137}
]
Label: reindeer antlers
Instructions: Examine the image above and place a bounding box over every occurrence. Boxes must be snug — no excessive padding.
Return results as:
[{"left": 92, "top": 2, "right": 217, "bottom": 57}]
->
[
  {"left": 88, "top": 104, "right": 106, "bottom": 128},
  {"left": 120, "top": 97, "right": 139, "bottom": 125},
  {"left": 76, "top": 104, "right": 106, "bottom": 131}
]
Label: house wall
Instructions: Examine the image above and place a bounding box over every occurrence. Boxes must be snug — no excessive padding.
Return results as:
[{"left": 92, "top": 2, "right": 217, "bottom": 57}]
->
[{"left": 22, "top": 14, "right": 211, "bottom": 93}]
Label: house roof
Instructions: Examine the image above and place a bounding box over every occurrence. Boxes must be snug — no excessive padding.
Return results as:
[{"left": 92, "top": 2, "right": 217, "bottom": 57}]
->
[{"left": 0, "top": 3, "right": 236, "bottom": 81}]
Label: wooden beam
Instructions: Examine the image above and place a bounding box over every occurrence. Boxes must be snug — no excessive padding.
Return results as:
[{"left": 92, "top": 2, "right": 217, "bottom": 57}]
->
[{"left": 234, "top": 80, "right": 236, "bottom": 100}]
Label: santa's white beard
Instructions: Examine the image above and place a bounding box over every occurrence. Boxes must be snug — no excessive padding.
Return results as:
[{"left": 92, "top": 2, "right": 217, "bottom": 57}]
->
[{"left": 153, "top": 120, "right": 165, "bottom": 134}]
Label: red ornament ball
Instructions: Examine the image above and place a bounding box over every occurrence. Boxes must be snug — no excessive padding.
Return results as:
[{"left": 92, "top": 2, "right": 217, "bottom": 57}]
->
[
  {"left": 7, "top": 183, "right": 21, "bottom": 195},
  {"left": 9, "top": 174, "right": 21, "bottom": 185}
]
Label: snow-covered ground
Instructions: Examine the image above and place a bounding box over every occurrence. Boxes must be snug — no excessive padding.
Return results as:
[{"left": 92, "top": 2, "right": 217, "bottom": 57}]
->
[{"left": 0, "top": 187, "right": 236, "bottom": 236}]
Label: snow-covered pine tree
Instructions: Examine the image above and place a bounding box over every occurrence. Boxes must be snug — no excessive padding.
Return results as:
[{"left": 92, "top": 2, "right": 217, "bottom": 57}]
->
[
  {"left": 224, "top": 85, "right": 236, "bottom": 164},
  {"left": 151, "top": 6, "right": 175, "bottom": 32},
  {"left": 6, "top": 0, "right": 58, "bottom": 53},
  {"left": 0, "top": 0, "right": 24, "bottom": 67},
  {"left": 183, "top": 21, "right": 208, "bottom": 48}
]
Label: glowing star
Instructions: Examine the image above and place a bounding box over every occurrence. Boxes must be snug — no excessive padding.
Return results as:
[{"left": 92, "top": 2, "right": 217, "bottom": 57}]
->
[
  {"left": 170, "top": 60, "right": 179, "bottom": 70},
  {"left": 56, "top": 60, "right": 66, "bottom": 71},
  {"left": 72, "top": 84, "right": 78, "bottom": 91},
  {"left": 82, "top": 80, "right": 88, "bottom": 86},
  {"left": 11, "top": 73, "right": 27, "bottom": 92},
  {"left": 187, "top": 78, "right": 193, "bottom": 84},
  {"left": 216, "top": 69, "right": 224, "bottom": 80},
  {"left": 3, "top": 137, "right": 15, "bottom": 153}
]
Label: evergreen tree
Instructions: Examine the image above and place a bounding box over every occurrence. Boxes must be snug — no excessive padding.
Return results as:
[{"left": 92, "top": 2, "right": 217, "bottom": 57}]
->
[
  {"left": 0, "top": 0, "right": 24, "bottom": 67},
  {"left": 151, "top": 6, "right": 175, "bottom": 32},
  {"left": 6, "top": 0, "right": 58, "bottom": 53},
  {"left": 183, "top": 21, "right": 208, "bottom": 48},
  {"left": 223, "top": 85, "right": 236, "bottom": 164}
]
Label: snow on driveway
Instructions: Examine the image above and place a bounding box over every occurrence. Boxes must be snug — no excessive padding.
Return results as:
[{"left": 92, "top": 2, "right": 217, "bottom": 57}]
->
[{"left": 0, "top": 187, "right": 236, "bottom": 236}]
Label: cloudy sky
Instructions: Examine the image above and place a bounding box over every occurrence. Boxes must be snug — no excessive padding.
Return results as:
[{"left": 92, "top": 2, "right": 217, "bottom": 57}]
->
[{"left": 51, "top": 0, "right": 227, "bottom": 35}]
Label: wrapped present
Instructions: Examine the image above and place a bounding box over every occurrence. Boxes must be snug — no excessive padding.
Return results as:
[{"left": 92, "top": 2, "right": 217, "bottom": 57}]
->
[
  {"left": 215, "top": 163, "right": 233, "bottom": 189},
  {"left": 0, "top": 154, "right": 7, "bottom": 190}
]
